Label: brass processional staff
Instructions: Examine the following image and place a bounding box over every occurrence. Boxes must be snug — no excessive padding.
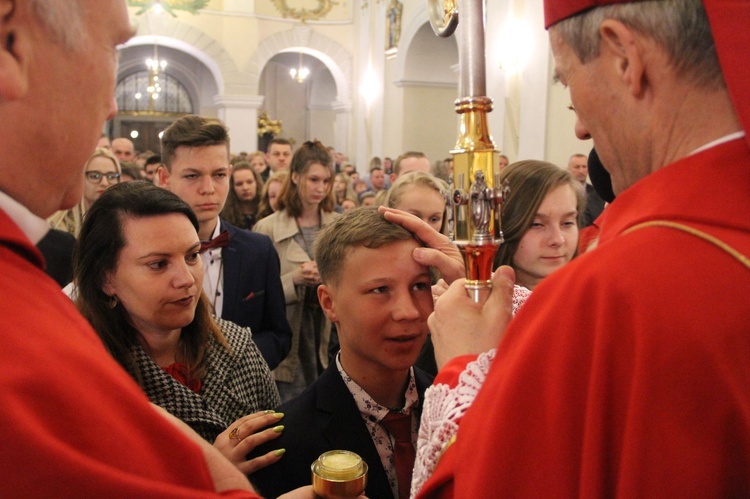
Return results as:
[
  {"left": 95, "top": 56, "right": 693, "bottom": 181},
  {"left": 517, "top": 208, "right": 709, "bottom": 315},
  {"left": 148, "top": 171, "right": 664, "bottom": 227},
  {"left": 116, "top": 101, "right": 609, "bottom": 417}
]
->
[{"left": 428, "top": 0, "right": 506, "bottom": 303}]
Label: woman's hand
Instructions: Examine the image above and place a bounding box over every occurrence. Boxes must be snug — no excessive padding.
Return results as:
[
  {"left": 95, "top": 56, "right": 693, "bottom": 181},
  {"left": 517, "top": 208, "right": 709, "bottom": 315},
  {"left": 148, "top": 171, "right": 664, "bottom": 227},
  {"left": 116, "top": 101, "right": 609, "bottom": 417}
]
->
[
  {"left": 292, "top": 261, "right": 321, "bottom": 287},
  {"left": 378, "top": 206, "right": 465, "bottom": 284},
  {"left": 214, "top": 411, "right": 285, "bottom": 475}
]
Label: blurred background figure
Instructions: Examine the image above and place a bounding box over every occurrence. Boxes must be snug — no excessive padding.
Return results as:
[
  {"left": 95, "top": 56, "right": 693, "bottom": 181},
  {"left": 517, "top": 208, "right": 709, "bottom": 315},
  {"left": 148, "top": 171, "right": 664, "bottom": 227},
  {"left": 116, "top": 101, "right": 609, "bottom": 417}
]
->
[
  {"left": 258, "top": 171, "right": 289, "bottom": 220},
  {"left": 48, "top": 148, "right": 121, "bottom": 239},
  {"left": 222, "top": 161, "right": 264, "bottom": 230},
  {"left": 385, "top": 171, "right": 448, "bottom": 234}
]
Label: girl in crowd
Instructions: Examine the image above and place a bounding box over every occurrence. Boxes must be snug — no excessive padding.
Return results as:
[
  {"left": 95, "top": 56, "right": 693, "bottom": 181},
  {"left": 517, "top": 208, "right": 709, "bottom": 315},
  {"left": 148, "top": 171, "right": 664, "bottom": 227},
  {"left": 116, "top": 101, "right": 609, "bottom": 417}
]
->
[
  {"left": 73, "top": 181, "right": 282, "bottom": 475},
  {"left": 257, "top": 170, "right": 288, "bottom": 220},
  {"left": 493, "top": 160, "right": 584, "bottom": 290},
  {"left": 332, "top": 172, "right": 357, "bottom": 210},
  {"left": 49, "top": 148, "right": 122, "bottom": 238},
  {"left": 411, "top": 160, "right": 582, "bottom": 492},
  {"left": 247, "top": 151, "right": 268, "bottom": 176},
  {"left": 221, "top": 161, "right": 264, "bottom": 230},
  {"left": 254, "top": 141, "right": 338, "bottom": 403},
  {"left": 385, "top": 171, "right": 448, "bottom": 234}
]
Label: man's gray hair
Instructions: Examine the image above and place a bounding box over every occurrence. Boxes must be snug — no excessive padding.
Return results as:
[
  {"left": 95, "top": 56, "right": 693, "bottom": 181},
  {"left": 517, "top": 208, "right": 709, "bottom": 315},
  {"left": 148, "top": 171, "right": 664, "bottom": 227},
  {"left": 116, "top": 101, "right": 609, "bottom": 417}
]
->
[
  {"left": 30, "top": 0, "right": 84, "bottom": 49},
  {"left": 552, "top": 0, "right": 723, "bottom": 91}
]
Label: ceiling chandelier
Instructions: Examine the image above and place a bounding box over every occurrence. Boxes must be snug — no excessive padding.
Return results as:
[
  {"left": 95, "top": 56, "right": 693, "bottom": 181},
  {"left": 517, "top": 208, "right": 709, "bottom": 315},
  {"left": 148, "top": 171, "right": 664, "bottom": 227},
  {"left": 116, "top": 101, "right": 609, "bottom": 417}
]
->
[
  {"left": 290, "top": 51, "right": 310, "bottom": 83},
  {"left": 135, "top": 44, "right": 168, "bottom": 112}
]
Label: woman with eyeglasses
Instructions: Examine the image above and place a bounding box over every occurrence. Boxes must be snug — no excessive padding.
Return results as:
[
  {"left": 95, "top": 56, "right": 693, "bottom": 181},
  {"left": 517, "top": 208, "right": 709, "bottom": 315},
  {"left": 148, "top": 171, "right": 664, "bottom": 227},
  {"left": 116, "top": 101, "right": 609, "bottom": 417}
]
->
[{"left": 48, "top": 148, "right": 122, "bottom": 238}]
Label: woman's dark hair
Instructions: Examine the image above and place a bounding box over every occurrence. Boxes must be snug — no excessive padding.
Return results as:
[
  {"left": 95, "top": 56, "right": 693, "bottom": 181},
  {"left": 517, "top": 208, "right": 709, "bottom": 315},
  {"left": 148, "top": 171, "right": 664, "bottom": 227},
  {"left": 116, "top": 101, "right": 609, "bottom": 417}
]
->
[
  {"left": 277, "top": 140, "right": 335, "bottom": 217},
  {"left": 493, "top": 160, "right": 585, "bottom": 270},
  {"left": 73, "top": 180, "right": 224, "bottom": 384}
]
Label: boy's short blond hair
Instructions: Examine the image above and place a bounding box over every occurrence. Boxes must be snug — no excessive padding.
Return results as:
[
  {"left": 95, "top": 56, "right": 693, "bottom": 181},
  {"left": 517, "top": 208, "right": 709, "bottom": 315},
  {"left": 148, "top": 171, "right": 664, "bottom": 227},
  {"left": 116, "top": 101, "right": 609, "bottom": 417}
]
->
[{"left": 314, "top": 208, "right": 415, "bottom": 286}]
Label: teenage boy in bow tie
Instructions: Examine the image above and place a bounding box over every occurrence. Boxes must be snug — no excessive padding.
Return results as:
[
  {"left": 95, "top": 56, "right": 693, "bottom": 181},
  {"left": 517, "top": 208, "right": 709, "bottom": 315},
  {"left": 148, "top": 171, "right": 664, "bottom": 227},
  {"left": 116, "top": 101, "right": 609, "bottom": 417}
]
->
[{"left": 159, "top": 115, "right": 292, "bottom": 370}]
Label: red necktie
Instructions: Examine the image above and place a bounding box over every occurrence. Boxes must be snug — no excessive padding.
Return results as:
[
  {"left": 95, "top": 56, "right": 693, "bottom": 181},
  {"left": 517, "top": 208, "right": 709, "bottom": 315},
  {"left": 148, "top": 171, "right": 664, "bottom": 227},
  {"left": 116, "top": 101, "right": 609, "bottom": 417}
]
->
[
  {"left": 381, "top": 411, "right": 415, "bottom": 499},
  {"left": 200, "top": 231, "right": 230, "bottom": 253}
]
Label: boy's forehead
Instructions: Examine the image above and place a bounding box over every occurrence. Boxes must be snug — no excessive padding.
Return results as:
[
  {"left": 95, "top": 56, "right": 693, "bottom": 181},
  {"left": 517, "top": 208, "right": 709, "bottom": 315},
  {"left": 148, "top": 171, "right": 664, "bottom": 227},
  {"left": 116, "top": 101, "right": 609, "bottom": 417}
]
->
[{"left": 340, "top": 237, "right": 424, "bottom": 270}]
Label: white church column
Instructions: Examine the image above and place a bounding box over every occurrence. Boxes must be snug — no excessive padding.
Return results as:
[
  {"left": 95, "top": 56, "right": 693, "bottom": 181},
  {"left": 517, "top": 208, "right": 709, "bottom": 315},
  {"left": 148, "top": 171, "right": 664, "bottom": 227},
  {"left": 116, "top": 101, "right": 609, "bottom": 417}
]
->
[{"left": 213, "top": 94, "right": 265, "bottom": 153}]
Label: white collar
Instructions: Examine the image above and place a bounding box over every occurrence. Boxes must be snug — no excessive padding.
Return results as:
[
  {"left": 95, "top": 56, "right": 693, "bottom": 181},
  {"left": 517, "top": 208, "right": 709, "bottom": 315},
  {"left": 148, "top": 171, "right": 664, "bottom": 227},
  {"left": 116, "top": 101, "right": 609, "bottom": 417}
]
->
[
  {"left": 690, "top": 131, "right": 746, "bottom": 156},
  {"left": 0, "top": 190, "right": 50, "bottom": 245}
]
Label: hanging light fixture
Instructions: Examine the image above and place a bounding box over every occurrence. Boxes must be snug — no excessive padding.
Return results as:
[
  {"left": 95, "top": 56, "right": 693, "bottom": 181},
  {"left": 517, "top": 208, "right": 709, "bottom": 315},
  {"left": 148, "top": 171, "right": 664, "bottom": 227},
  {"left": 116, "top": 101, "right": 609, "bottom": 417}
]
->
[
  {"left": 289, "top": 51, "right": 310, "bottom": 83},
  {"left": 138, "top": 43, "right": 168, "bottom": 112}
]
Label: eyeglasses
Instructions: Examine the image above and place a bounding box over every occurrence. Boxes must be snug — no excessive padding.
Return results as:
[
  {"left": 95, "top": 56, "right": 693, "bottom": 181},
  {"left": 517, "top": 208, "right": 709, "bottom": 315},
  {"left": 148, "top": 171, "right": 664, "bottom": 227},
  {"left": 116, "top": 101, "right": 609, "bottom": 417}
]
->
[{"left": 85, "top": 171, "right": 121, "bottom": 183}]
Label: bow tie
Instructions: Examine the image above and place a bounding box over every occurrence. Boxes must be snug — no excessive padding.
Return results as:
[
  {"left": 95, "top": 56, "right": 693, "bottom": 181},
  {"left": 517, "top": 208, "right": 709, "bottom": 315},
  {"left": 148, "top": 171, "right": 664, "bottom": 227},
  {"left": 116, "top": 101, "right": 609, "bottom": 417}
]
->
[{"left": 200, "top": 231, "right": 230, "bottom": 253}]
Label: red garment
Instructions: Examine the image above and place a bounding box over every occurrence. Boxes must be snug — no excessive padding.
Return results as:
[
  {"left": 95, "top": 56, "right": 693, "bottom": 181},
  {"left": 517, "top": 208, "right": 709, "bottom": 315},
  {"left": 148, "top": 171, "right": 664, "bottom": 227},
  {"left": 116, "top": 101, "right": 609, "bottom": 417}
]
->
[
  {"left": 0, "top": 210, "right": 258, "bottom": 497},
  {"left": 163, "top": 362, "right": 203, "bottom": 393},
  {"left": 419, "top": 138, "right": 750, "bottom": 497}
]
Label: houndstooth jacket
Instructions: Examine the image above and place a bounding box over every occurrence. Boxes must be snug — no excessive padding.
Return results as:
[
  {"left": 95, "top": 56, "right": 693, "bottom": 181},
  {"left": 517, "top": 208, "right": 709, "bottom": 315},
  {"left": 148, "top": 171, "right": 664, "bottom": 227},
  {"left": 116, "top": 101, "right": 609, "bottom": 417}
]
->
[{"left": 133, "top": 317, "right": 281, "bottom": 443}]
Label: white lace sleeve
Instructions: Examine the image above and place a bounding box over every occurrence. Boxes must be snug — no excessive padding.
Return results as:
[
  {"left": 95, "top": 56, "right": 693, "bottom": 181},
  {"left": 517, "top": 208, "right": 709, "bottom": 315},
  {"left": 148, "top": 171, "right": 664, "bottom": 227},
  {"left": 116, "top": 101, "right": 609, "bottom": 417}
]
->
[
  {"left": 410, "top": 285, "right": 531, "bottom": 497},
  {"left": 411, "top": 349, "right": 496, "bottom": 497}
]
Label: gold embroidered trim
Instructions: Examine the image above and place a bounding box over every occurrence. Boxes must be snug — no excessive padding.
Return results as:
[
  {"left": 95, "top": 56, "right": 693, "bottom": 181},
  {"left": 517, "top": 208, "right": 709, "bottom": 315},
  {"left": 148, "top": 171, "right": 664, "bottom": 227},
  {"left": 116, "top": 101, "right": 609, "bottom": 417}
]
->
[{"left": 622, "top": 220, "right": 750, "bottom": 270}]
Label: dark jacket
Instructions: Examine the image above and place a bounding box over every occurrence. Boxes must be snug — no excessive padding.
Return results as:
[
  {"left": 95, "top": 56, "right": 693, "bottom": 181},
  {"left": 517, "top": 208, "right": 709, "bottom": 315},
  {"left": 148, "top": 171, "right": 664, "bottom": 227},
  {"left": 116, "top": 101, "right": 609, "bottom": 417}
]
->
[
  {"left": 250, "top": 363, "right": 434, "bottom": 498},
  {"left": 219, "top": 220, "right": 292, "bottom": 370}
]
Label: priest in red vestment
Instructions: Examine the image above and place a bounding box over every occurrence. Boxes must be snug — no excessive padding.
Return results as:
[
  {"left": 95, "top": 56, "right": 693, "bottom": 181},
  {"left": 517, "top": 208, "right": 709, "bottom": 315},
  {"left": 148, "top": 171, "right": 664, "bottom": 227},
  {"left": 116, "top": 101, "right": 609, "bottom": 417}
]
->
[{"left": 413, "top": 0, "right": 750, "bottom": 497}]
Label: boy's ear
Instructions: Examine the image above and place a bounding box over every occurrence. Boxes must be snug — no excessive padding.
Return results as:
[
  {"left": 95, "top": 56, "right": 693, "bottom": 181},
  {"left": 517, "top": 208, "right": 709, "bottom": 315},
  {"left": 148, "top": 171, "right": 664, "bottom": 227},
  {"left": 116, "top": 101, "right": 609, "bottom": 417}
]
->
[
  {"left": 157, "top": 166, "right": 171, "bottom": 189},
  {"left": 0, "top": 0, "right": 29, "bottom": 102},
  {"left": 317, "top": 284, "right": 338, "bottom": 323}
]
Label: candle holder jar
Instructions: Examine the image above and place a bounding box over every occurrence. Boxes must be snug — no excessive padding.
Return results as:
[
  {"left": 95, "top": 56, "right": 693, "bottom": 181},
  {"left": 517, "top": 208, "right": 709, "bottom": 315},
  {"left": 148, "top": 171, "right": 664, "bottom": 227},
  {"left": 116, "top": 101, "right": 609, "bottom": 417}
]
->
[{"left": 311, "top": 450, "right": 368, "bottom": 498}]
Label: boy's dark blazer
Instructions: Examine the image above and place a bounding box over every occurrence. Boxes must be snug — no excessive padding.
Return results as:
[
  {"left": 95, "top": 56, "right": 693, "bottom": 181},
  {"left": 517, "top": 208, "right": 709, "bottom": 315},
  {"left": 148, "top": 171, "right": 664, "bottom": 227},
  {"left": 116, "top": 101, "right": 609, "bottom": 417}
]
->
[
  {"left": 219, "top": 220, "right": 292, "bottom": 370},
  {"left": 250, "top": 362, "right": 434, "bottom": 498}
]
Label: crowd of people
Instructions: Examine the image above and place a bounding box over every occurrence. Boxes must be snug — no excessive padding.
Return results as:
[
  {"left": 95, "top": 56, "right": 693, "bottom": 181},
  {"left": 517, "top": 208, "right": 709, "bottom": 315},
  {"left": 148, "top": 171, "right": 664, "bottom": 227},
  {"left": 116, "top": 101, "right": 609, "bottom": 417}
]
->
[{"left": 2, "top": 0, "right": 748, "bottom": 497}]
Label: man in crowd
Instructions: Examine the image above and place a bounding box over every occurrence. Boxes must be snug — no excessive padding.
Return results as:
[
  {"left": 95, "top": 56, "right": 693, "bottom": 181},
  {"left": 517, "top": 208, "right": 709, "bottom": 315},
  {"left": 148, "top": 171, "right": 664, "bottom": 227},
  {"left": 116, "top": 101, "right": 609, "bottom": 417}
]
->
[
  {"left": 262, "top": 137, "right": 293, "bottom": 182},
  {"left": 97, "top": 133, "right": 112, "bottom": 150},
  {"left": 368, "top": 164, "right": 387, "bottom": 193},
  {"left": 568, "top": 152, "right": 605, "bottom": 227},
  {"left": 112, "top": 136, "right": 135, "bottom": 163},
  {"left": 159, "top": 115, "right": 292, "bottom": 370},
  {"left": 498, "top": 154, "right": 510, "bottom": 170},
  {"left": 397, "top": 0, "right": 750, "bottom": 497},
  {"left": 389, "top": 151, "right": 431, "bottom": 184},
  {"left": 0, "top": 0, "right": 257, "bottom": 495},
  {"left": 143, "top": 153, "right": 162, "bottom": 183}
]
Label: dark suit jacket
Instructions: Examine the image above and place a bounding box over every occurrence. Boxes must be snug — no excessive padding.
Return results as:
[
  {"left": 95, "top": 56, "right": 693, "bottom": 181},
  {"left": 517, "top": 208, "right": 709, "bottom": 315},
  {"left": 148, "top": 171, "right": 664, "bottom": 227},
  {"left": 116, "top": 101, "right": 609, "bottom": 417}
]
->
[
  {"left": 250, "top": 363, "right": 434, "bottom": 499},
  {"left": 220, "top": 220, "right": 292, "bottom": 370},
  {"left": 583, "top": 183, "right": 606, "bottom": 228},
  {"left": 37, "top": 228, "right": 75, "bottom": 288}
]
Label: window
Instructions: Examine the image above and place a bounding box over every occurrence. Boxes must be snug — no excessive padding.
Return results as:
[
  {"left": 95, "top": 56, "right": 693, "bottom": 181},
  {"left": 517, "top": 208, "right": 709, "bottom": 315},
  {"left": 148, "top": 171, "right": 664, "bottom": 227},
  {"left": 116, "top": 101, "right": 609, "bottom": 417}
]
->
[{"left": 115, "top": 71, "right": 193, "bottom": 115}]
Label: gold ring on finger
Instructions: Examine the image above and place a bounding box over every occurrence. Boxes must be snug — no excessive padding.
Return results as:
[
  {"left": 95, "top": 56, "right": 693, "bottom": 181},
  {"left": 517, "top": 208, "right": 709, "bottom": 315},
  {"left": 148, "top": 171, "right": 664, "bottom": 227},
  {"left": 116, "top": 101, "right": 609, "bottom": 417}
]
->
[{"left": 229, "top": 427, "right": 241, "bottom": 442}]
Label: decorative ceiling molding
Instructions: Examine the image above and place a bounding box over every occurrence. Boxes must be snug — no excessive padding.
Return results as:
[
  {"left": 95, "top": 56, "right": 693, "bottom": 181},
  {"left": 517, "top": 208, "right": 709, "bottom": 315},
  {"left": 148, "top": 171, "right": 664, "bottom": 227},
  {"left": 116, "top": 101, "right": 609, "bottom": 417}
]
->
[
  {"left": 271, "top": 0, "right": 337, "bottom": 22},
  {"left": 128, "top": 0, "right": 209, "bottom": 17}
]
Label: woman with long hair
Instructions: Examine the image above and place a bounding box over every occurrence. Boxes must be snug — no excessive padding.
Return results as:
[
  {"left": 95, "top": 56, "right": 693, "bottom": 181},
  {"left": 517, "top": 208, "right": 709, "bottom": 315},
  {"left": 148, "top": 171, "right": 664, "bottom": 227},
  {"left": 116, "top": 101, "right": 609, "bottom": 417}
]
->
[
  {"left": 73, "top": 181, "right": 282, "bottom": 475},
  {"left": 254, "top": 140, "right": 339, "bottom": 402},
  {"left": 257, "top": 170, "right": 288, "bottom": 220},
  {"left": 332, "top": 171, "right": 357, "bottom": 210},
  {"left": 493, "top": 160, "right": 585, "bottom": 290},
  {"left": 221, "top": 161, "right": 264, "bottom": 230},
  {"left": 385, "top": 171, "right": 449, "bottom": 233}
]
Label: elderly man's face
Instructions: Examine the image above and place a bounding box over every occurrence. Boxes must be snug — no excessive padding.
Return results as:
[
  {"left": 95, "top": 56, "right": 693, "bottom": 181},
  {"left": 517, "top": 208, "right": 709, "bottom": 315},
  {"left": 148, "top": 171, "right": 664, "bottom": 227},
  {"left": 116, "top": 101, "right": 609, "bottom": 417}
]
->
[
  {"left": 550, "top": 28, "right": 630, "bottom": 194},
  {"left": 24, "top": 0, "right": 132, "bottom": 216}
]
